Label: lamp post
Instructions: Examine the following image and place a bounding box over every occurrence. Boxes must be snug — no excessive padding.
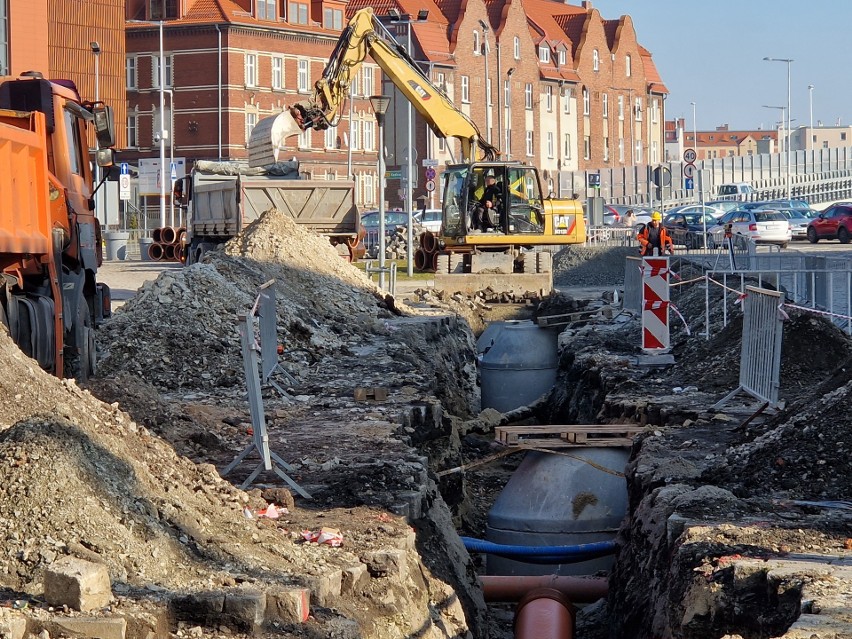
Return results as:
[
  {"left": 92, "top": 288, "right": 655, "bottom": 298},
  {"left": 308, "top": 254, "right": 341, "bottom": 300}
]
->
[
  {"left": 808, "top": 84, "right": 814, "bottom": 153},
  {"left": 164, "top": 88, "right": 175, "bottom": 225},
  {"left": 763, "top": 104, "right": 789, "bottom": 199},
  {"left": 90, "top": 41, "right": 102, "bottom": 224},
  {"left": 389, "top": 9, "right": 429, "bottom": 277},
  {"left": 478, "top": 19, "right": 491, "bottom": 144},
  {"left": 506, "top": 67, "right": 514, "bottom": 160},
  {"left": 763, "top": 57, "right": 793, "bottom": 199},
  {"left": 369, "top": 95, "right": 391, "bottom": 291},
  {"left": 690, "top": 101, "right": 700, "bottom": 203}
]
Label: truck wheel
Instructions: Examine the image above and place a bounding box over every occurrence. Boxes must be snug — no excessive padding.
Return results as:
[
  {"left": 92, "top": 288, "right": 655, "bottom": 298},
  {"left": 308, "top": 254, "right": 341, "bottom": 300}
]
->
[{"left": 65, "top": 299, "right": 95, "bottom": 381}]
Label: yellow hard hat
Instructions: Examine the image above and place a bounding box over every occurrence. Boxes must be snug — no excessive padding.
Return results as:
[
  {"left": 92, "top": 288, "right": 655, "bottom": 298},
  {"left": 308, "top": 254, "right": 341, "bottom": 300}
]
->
[{"left": 651, "top": 212, "right": 662, "bottom": 221}]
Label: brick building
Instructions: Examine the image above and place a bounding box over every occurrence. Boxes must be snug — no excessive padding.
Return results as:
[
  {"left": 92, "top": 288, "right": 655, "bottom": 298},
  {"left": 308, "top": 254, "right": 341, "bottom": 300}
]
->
[{"left": 666, "top": 119, "right": 778, "bottom": 161}]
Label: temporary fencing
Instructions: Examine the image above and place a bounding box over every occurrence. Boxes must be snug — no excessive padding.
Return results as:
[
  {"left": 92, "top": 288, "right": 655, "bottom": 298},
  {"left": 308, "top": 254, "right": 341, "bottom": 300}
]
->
[{"left": 713, "top": 286, "right": 785, "bottom": 410}]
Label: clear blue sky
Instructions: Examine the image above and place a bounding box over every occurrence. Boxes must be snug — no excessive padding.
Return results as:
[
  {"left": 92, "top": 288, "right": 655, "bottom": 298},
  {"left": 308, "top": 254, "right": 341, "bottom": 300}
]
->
[{"left": 591, "top": 1, "right": 848, "bottom": 132}]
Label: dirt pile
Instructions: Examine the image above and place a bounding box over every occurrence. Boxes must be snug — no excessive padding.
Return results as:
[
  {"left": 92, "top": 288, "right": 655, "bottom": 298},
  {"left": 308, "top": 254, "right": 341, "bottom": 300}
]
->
[{"left": 552, "top": 245, "right": 635, "bottom": 288}]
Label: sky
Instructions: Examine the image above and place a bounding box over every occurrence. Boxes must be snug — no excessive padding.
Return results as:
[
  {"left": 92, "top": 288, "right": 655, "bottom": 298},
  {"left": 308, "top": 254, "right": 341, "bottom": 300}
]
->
[{"left": 591, "top": 1, "right": 850, "bottom": 132}]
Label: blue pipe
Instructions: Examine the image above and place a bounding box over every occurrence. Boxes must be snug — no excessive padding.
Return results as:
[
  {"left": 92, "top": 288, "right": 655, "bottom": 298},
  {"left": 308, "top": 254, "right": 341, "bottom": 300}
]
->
[{"left": 461, "top": 537, "right": 616, "bottom": 564}]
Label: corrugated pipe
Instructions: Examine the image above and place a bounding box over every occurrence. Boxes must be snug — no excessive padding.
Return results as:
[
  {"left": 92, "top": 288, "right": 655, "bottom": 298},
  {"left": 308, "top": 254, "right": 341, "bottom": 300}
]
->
[
  {"left": 480, "top": 575, "right": 608, "bottom": 603},
  {"left": 461, "top": 537, "right": 616, "bottom": 564},
  {"left": 515, "top": 588, "right": 574, "bottom": 639}
]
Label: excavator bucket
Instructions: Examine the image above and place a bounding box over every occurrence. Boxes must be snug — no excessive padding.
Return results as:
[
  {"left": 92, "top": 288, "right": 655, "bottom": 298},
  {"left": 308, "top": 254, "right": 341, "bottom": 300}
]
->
[{"left": 248, "top": 110, "right": 304, "bottom": 168}]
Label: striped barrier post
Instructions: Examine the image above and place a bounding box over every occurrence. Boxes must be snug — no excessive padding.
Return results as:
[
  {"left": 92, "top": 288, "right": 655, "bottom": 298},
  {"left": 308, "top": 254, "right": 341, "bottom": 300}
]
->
[{"left": 641, "top": 256, "right": 670, "bottom": 352}]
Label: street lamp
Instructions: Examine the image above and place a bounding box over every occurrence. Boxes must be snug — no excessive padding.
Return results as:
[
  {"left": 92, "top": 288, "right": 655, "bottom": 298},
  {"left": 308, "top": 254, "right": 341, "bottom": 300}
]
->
[
  {"left": 763, "top": 104, "right": 789, "bottom": 199},
  {"left": 388, "top": 9, "right": 428, "bottom": 277},
  {"left": 90, "top": 41, "right": 102, "bottom": 224},
  {"left": 369, "top": 95, "right": 391, "bottom": 291},
  {"left": 128, "top": 19, "right": 167, "bottom": 228},
  {"left": 808, "top": 84, "right": 814, "bottom": 153},
  {"left": 690, "top": 101, "right": 700, "bottom": 203},
  {"left": 763, "top": 57, "right": 793, "bottom": 199},
  {"left": 478, "top": 19, "right": 491, "bottom": 144}
]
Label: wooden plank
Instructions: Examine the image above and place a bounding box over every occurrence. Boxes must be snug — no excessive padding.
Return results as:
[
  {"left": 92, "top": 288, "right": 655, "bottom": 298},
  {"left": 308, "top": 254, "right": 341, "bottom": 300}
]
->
[
  {"left": 499, "top": 437, "right": 636, "bottom": 449},
  {"left": 495, "top": 424, "right": 643, "bottom": 448}
]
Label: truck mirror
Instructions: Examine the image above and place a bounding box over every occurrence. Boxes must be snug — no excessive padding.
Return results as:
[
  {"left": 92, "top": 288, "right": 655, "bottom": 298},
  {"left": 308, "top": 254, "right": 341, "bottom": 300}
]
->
[
  {"left": 92, "top": 104, "right": 116, "bottom": 148},
  {"left": 96, "top": 148, "right": 114, "bottom": 168}
]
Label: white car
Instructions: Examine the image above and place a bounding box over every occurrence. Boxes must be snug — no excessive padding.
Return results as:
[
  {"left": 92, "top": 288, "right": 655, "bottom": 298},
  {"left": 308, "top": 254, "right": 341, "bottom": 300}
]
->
[
  {"left": 708, "top": 209, "right": 792, "bottom": 248},
  {"left": 414, "top": 208, "right": 442, "bottom": 233}
]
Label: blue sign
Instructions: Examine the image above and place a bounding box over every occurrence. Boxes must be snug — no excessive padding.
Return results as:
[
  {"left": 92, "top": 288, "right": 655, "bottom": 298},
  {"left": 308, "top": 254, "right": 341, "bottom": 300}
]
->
[
  {"left": 685, "top": 177, "right": 694, "bottom": 190},
  {"left": 121, "top": 162, "right": 129, "bottom": 175},
  {"left": 170, "top": 162, "right": 177, "bottom": 181}
]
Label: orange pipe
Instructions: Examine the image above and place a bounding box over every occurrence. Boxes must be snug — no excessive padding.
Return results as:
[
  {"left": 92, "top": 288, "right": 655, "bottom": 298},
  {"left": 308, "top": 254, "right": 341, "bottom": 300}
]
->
[
  {"left": 514, "top": 588, "right": 574, "bottom": 639},
  {"left": 480, "top": 575, "right": 608, "bottom": 603},
  {"left": 148, "top": 242, "right": 164, "bottom": 261},
  {"left": 161, "top": 226, "right": 177, "bottom": 245},
  {"left": 421, "top": 230, "right": 437, "bottom": 254},
  {"left": 414, "top": 247, "right": 427, "bottom": 271}
]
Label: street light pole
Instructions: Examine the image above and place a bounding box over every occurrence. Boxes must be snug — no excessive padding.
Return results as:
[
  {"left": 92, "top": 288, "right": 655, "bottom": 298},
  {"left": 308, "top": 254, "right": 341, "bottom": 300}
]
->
[
  {"left": 158, "top": 20, "right": 167, "bottom": 228},
  {"left": 479, "top": 20, "right": 490, "bottom": 143},
  {"left": 370, "top": 95, "right": 391, "bottom": 291},
  {"left": 764, "top": 57, "right": 793, "bottom": 199},
  {"left": 763, "top": 104, "right": 788, "bottom": 199},
  {"left": 90, "top": 42, "right": 101, "bottom": 225},
  {"left": 691, "top": 101, "right": 699, "bottom": 203},
  {"left": 808, "top": 84, "right": 814, "bottom": 153}
]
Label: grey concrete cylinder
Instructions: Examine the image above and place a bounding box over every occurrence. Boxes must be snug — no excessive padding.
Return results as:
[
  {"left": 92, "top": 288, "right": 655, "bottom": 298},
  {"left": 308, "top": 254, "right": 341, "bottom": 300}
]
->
[
  {"left": 103, "top": 231, "right": 130, "bottom": 260},
  {"left": 138, "top": 237, "right": 155, "bottom": 261},
  {"left": 479, "top": 320, "right": 558, "bottom": 412},
  {"left": 485, "top": 448, "right": 629, "bottom": 576}
]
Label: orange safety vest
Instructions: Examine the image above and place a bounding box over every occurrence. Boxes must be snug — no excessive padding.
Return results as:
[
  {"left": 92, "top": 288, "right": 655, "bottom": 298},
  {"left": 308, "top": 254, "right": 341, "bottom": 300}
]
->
[{"left": 637, "top": 223, "right": 673, "bottom": 255}]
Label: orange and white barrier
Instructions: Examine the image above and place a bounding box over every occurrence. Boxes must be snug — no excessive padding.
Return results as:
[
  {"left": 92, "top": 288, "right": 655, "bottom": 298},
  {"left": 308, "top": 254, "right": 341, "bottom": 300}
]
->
[{"left": 642, "top": 256, "right": 670, "bottom": 352}]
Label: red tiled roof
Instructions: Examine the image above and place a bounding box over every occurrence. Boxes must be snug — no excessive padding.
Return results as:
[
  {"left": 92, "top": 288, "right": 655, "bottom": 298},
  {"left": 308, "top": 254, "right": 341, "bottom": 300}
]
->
[
  {"left": 433, "top": 0, "right": 463, "bottom": 26},
  {"left": 639, "top": 48, "right": 668, "bottom": 94},
  {"left": 603, "top": 18, "right": 619, "bottom": 50}
]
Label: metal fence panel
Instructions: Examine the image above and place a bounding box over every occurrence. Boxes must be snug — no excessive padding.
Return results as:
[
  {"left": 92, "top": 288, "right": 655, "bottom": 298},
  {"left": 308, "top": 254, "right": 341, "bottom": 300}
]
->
[{"left": 623, "top": 256, "right": 643, "bottom": 313}]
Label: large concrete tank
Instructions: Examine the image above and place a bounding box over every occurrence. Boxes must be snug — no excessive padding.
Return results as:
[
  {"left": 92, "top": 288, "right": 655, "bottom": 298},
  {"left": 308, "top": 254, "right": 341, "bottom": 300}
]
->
[
  {"left": 479, "top": 320, "right": 558, "bottom": 412},
  {"left": 485, "top": 448, "right": 629, "bottom": 576}
]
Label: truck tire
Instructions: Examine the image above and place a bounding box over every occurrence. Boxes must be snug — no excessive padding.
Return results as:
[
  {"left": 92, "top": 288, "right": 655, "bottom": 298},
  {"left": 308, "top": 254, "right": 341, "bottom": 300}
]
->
[{"left": 65, "top": 298, "right": 95, "bottom": 381}]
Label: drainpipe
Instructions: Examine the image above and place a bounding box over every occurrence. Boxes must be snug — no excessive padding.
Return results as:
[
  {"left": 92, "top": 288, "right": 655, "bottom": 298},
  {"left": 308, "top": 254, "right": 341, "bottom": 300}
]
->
[
  {"left": 215, "top": 23, "right": 223, "bottom": 160},
  {"left": 514, "top": 588, "right": 574, "bottom": 639},
  {"left": 479, "top": 575, "right": 608, "bottom": 603}
]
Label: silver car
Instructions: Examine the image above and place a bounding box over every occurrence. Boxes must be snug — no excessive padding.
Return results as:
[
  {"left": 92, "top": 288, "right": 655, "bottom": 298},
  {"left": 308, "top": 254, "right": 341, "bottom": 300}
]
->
[{"left": 708, "top": 209, "right": 792, "bottom": 248}]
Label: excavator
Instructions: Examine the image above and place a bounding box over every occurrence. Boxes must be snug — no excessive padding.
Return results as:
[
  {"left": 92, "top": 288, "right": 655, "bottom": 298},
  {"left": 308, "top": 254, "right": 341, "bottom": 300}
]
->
[{"left": 249, "top": 7, "right": 586, "bottom": 294}]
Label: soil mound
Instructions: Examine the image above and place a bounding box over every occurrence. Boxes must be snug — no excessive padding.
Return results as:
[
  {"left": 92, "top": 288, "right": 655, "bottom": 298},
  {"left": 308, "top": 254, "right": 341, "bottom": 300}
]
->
[{"left": 552, "top": 245, "right": 635, "bottom": 288}]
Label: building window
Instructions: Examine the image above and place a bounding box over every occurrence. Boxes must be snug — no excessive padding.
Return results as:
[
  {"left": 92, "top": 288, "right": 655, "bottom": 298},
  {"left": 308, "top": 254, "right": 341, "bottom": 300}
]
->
[
  {"left": 125, "top": 57, "right": 137, "bottom": 90},
  {"left": 546, "top": 131, "right": 554, "bottom": 158},
  {"left": 602, "top": 93, "right": 608, "bottom": 118},
  {"left": 362, "top": 66, "right": 374, "bottom": 96},
  {"left": 583, "top": 135, "right": 590, "bottom": 160},
  {"left": 592, "top": 49, "right": 599, "bottom": 72},
  {"left": 350, "top": 119, "right": 360, "bottom": 150},
  {"left": 473, "top": 30, "right": 480, "bottom": 55},
  {"left": 150, "top": 0, "right": 178, "bottom": 19},
  {"left": 288, "top": 2, "right": 309, "bottom": 24},
  {"left": 299, "top": 128, "right": 311, "bottom": 149},
  {"left": 298, "top": 59, "right": 309, "bottom": 92},
  {"left": 625, "top": 54, "right": 632, "bottom": 77},
  {"left": 245, "top": 112, "right": 258, "bottom": 146},
  {"left": 364, "top": 173, "right": 375, "bottom": 205},
  {"left": 152, "top": 55, "right": 173, "bottom": 89},
  {"left": 363, "top": 119, "right": 375, "bottom": 151},
  {"left": 461, "top": 75, "right": 470, "bottom": 103},
  {"left": 325, "top": 125, "right": 337, "bottom": 149},
  {"left": 525, "top": 83, "right": 533, "bottom": 110},
  {"left": 558, "top": 49, "right": 566, "bottom": 67},
  {"left": 126, "top": 112, "right": 138, "bottom": 148},
  {"left": 272, "top": 57, "right": 284, "bottom": 89},
  {"left": 634, "top": 97, "right": 642, "bottom": 121},
  {"left": 245, "top": 53, "right": 257, "bottom": 87},
  {"left": 563, "top": 133, "right": 571, "bottom": 159},
  {"left": 636, "top": 140, "right": 643, "bottom": 163},
  {"left": 618, "top": 95, "right": 624, "bottom": 120},
  {"left": 842, "top": 132, "right": 848, "bottom": 141},
  {"left": 514, "top": 36, "right": 520, "bottom": 60},
  {"left": 324, "top": 7, "right": 343, "bottom": 29},
  {"left": 603, "top": 136, "right": 609, "bottom": 162},
  {"left": 526, "top": 130, "right": 534, "bottom": 157},
  {"left": 652, "top": 98, "right": 659, "bottom": 123},
  {"left": 582, "top": 88, "right": 590, "bottom": 115},
  {"left": 563, "top": 87, "right": 570, "bottom": 114},
  {"left": 438, "top": 135, "right": 446, "bottom": 152},
  {"left": 545, "top": 85, "right": 553, "bottom": 112},
  {"left": 257, "top": 0, "right": 276, "bottom": 20},
  {"left": 618, "top": 138, "right": 624, "bottom": 162},
  {"left": 436, "top": 71, "right": 446, "bottom": 91},
  {"left": 539, "top": 46, "right": 550, "bottom": 63},
  {"left": 0, "top": 1, "right": 7, "bottom": 76},
  {"left": 652, "top": 140, "right": 659, "bottom": 163}
]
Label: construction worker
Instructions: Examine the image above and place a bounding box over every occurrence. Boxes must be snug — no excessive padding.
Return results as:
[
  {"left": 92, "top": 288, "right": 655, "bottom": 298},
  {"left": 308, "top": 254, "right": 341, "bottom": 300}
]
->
[{"left": 637, "top": 211, "right": 674, "bottom": 256}]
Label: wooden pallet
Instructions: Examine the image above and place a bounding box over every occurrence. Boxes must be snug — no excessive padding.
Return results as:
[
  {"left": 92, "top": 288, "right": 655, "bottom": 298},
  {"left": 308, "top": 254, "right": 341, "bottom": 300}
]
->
[
  {"left": 354, "top": 387, "right": 388, "bottom": 402},
  {"left": 536, "top": 307, "right": 613, "bottom": 327},
  {"left": 495, "top": 424, "right": 643, "bottom": 448}
]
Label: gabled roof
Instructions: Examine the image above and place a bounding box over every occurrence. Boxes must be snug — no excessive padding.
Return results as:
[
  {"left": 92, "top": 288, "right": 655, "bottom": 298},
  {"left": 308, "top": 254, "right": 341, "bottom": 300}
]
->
[{"left": 603, "top": 18, "right": 619, "bottom": 50}]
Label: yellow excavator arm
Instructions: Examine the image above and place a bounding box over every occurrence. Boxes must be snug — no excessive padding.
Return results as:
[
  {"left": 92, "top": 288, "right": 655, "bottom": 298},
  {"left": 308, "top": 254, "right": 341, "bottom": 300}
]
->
[{"left": 249, "top": 7, "right": 497, "bottom": 166}]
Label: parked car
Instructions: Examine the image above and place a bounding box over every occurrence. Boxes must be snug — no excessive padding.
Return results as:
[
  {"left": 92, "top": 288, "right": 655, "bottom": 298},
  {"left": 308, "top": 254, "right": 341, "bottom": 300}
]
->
[
  {"left": 361, "top": 210, "right": 413, "bottom": 231},
  {"left": 806, "top": 202, "right": 852, "bottom": 243},
  {"left": 665, "top": 204, "right": 726, "bottom": 219},
  {"left": 708, "top": 209, "right": 792, "bottom": 248},
  {"left": 754, "top": 205, "right": 817, "bottom": 241},
  {"left": 765, "top": 198, "right": 811, "bottom": 211},
  {"left": 604, "top": 204, "right": 653, "bottom": 228},
  {"left": 703, "top": 200, "right": 743, "bottom": 215},
  {"left": 663, "top": 211, "right": 718, "bottom": 248},
  {"left": 415, "top": 208, "right": 442, "bottom": 233},
  {"left": 715, "top": 182, "right": 755, "bottom": 201}
]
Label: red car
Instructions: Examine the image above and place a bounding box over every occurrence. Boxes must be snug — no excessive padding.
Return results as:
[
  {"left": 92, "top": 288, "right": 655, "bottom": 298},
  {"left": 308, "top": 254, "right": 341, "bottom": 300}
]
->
[{"left": 807, "top": 203, "right": 852, "bottom": 243}]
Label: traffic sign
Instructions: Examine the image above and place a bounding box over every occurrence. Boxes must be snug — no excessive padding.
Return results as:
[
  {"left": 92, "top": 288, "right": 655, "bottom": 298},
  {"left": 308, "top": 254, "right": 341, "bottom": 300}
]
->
[
  {"left": 119, "top": 174, "right": 131, "bottom": 201},
  {"left": 425, "top": 167, "right": 437, "bottom": 181},
  {"left": 683, "top": 164, "right": 697, "bottom": 179},
  {"left": 170, "top": 162, "right": 177, "bottom": 181},
  {"left": 685, "top": 177, "right": 694, "bottom": 190},
  {"left": 684, "top": 148, "right": 697, "bottom": 164},
  {"left": 588, "top": 173, "right": 601, "bottom": 188},
  {"left": 425, "top": 179, "right": 436, "bottom": 193},
  {"left": 120, "top": 162, "right": 130, "bottom": 176},
  {"left": 422, "top": 158, "right": 439, "bottom": 167}
]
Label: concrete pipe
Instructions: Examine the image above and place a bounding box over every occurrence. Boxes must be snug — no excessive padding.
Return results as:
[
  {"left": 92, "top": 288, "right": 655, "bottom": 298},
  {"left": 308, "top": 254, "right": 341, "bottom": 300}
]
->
[
  {"left": 152, "top": 228, "right": 163, "bottom": 244},
  {"left": 176, "top": 227, "right": 187, "bottom": 247},
  {"left": 514, "top": 588, "right": 574, "bottom": 639},
  {"left": 480, "top": 575, "right": 607, "bottom": 603},
  {"left": 421, "top": 230, "right": 437, "bottom": 254},
  {"left": 164, "top": 244, "right": 176, "bottom": 261},
  {"left": 161, "top": 226, "right": 177, "bottom": 245},
  {"left": 147, "top": 242, "right": 165, "bottom": 261},
  {"left": 414, "top": 248, "right": 428, "bottom": 271}
]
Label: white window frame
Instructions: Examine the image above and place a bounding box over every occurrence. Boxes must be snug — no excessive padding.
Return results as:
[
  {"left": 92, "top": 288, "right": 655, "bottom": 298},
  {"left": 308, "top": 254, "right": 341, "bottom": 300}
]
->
[
  {"left": 602, "top": 93, "right": 608, "bottom": 118},
  {"left": 461, "top": 75, "right": 470, "bottom": 103},
  {"left": 652, "top": 98, "right": 659, "bottom": 124},
  {"left": 558, "top": 49, "right": 566, "bottom": 67},
  {"left": 364, "top": 173, "right": 375, "bottom": 205},
  {"left": 539, "top": 46, "right": 549, "bottom": 63},
  {"left": 362, "top": 66, "right": 374, "bottom": 96},
  {"left": 325, "top": 124, "right": 337, "bottom": 149},
  {"left": 618, "top": 95, "right": 624, "bottom": 121},
  {"left": 272, "top": 56, "right": 284, "bottom": 90},
  {"left": 635, "top": 97, "right": 643, "bottom": 122},
  {"left": 245, "top": 53, "right": 257, "bottom": 87},
  {"left": 563, "top": 87, "right": 570, "bottom": 114},
  {"left": 603, "top": 137, "right": 609, "bottom": 162},
  {"left": 152, "top": 54, "right": 173, "bottom": 89},
  {"left": 593, "top": 49, "right": 599, "bottom": 72},
  {"left": 351, "top": 119, "right": 360, "bottom": 150},
  {"left": 473, "top": 30, "right": 481, "bottom": 55},
  {"left": 625, "top": 54, "right": 632, "bottom": 77},
  {"left": 126, "top": 56, "right": 137, "bottom": 90},
  {"left": 545, "top": 85, "right": 553, "bottom": 112},
  {"left": 513, "top": 36, "right": 520, "bottom": 60},
  {"left": 525, "top": 83, "right": 533, "bottom": 110},
  {"left": 363, "top": 119, "right": 375, "bottom": 151},
  {"left": 618, "top": 138, "right": 624, "bottom": 162},
  {"left": 245, "top": 111, "right": 258, "bottom": 146},
  {"left": 582, "top": 88, "right": 590, "bottom": 116},
  {"left": 126, "top": 111, "right": 138, "bottom": 148},
  {"left": 636, "top": 140, "right": 643, "bottom": 163},
  {"left": 299, "top": 127, "right": 311, "bottom": 149},
  {"left": 563, "top": 133, "right": 571, "bottom": 159},
  {"left": 652, "top": 140, "right": 659, "bottom": 164},
  {"left": 546, "top": 131, "right": 554, "bottom": 158},
  {"left": 583, "top": 135, "right": 590, "bottom": 160},
  {"left": 526, "top": 130, "right": 534, "bottom": 157},
  {"left": 298, "top": 59, "right": 309, "bottom": 92}
]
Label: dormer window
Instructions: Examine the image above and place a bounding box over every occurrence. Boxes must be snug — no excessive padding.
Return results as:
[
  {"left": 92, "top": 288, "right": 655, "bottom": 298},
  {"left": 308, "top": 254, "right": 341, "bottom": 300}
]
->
[
  {"left": 150, "top": 0, "right": 178, "bottom": 19},
  {"left": 257, "top": 0, "right": 277, "bottom": 20},
  {"left": 558, "top": 49, "right": 566, "bottom": 66},
  {"left": 539, "top": 46, "right": 550, "bottom": 63}
]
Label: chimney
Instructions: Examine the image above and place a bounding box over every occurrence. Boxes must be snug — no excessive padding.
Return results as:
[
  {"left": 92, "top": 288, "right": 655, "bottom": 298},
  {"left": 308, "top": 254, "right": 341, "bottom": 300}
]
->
[
  {"left": 716, "top": 124, "right": 729, "bottom": 131},
  {"left": 581, "top": 1, "right": 592, "bottom": 8}
]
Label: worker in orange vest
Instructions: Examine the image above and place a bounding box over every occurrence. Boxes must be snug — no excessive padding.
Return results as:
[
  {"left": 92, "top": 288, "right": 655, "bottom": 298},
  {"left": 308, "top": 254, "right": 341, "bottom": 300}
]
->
[{"left": 637, "top": 212, "right": 674, "bottom": 256}]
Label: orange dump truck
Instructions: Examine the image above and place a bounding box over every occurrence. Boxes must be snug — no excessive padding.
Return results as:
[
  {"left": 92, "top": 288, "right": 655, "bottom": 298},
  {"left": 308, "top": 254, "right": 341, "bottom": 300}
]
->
[{"left": 0, "top": 73, "right": 116, "bottom": 380}]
